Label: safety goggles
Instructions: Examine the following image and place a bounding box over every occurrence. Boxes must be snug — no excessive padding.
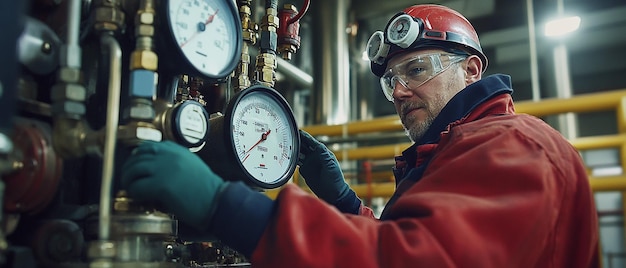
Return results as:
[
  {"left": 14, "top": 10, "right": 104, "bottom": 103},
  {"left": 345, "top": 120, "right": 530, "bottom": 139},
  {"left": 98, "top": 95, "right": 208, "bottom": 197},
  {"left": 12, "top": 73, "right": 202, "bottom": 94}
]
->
[{"left": 380, "top": 53, "right": 467, "bottom": 102}]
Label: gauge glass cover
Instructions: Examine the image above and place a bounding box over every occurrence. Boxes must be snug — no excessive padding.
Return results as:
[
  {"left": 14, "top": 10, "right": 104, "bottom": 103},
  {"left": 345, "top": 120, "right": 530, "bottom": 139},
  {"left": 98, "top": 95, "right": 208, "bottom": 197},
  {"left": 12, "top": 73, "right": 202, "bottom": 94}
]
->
[
  {"left": 386, "top": 14, "right": 420, "bottom": 48},
  {"left": 168, "top": 0, "right": 239, "bottom": 77},
  {"left": 229, "top": 88, "right": 299, "bottom": 187},
  {"left": 177, "top": 102, "right": 209, "bottom": 145},
  {"left": 367, "top": 31, "right": 389, "bottom": 64}
]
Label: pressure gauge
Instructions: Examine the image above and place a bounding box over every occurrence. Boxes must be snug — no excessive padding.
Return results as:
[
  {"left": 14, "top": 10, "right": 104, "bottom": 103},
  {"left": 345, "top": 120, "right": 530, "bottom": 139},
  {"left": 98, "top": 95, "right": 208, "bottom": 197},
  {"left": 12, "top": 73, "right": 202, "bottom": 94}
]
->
[
  {"left": 227, "top": 85, "right": 299, "bottom": 188},
  {"left": 386, "top": 14, "right": 421, "bottom": 48},
  {"left": 156, "top": 100, "right": 210, "bottom": 149},
  {"left": 160, "top": 0, "right": 242, "bottom": 80},
  {"left": 198, "top": 85, "right": 300, "bottom": 189},
  {"left": 366, "top": 31, "right": 389, "bottom": 64}
]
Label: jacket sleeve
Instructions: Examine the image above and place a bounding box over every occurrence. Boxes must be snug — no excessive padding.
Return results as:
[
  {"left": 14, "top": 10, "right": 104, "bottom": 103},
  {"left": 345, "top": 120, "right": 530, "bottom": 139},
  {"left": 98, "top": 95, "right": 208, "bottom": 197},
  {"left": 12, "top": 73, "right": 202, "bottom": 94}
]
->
[{"left": 250, "top": 118, "right": 598, "bottom": 268}]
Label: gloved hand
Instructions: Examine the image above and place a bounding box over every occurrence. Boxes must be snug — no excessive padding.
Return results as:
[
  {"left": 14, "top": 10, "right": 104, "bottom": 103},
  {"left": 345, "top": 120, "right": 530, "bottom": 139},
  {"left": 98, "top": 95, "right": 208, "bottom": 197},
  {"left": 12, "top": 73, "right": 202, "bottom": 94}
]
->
[
  {"left": 120, "top": 140, "right": 226, "bottom": 230},
  {"left": 298, "top": 130, "right": 357, "bottom": 211}
]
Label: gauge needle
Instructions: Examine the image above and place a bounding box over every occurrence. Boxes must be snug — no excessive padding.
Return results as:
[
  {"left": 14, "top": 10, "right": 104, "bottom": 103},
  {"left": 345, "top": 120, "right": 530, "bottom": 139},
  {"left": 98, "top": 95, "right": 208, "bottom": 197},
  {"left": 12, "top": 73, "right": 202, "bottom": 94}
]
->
[
  {"left": 180, "top": 9, "right": 220, "bottom": 48},
  {"left": 242, "top": 130, "right": 271, "bottom": 163}
]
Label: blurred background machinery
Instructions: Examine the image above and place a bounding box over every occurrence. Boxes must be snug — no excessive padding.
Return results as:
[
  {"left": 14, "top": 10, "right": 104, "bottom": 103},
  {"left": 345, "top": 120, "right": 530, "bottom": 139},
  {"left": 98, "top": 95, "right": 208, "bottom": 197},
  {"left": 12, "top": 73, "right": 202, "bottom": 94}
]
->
[{"left": 0, "top": 0, "right": 308, "bottom": 267}]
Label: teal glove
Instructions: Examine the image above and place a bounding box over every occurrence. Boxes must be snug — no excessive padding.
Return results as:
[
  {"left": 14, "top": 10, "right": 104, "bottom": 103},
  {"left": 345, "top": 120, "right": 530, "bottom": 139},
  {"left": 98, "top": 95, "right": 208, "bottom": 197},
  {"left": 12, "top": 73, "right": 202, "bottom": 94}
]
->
[
  {"left": 120, "top": 140, "right": 226, "bottom": 230},
  {"left": 299, "top": 130, "right": 360, "bottom": 213}
]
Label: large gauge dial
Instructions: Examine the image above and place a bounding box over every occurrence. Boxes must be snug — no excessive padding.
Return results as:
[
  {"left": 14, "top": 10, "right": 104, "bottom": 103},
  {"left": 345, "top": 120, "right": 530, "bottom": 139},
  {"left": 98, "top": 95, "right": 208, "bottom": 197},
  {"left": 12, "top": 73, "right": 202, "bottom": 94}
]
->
[
  {"left": 225, "top": 85, "right": 300, "bottom": 188},
  {"left": 165, "top": 0, "right": 241, "bottom": 79},
  {"left": 198, "top": 85, "right": 300, "bottom": 189}
]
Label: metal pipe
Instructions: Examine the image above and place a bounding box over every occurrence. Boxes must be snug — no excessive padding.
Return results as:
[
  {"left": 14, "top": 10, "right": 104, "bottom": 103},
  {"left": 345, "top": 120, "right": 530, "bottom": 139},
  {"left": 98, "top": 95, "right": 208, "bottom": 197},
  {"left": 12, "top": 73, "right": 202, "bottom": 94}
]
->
[
  {"left": 571, "top": 134, "right": 626, "bottom": 151},
  {"left": 515, "top": 89, "right": 626, "bottom": 117},
  {"left": 276, "top": 56, "right": 313, "bottom": 87},
  {"left": 64, "top": 0, "right": 82, "bottom": 68},
  {"left": 98, "top": 33, "right": 122, "bottom": 241},
  {"left": 311, "top": 0, "right": 350, "bottom": 125},
  {"left": 526, "top": 0, "right": 540, "bottom": 101},
  {"left": 249, "top": 48, "right": 313, "bottom": 88},
  {"left": 618, "top": 97, "right": 626, "bottom": 133}
]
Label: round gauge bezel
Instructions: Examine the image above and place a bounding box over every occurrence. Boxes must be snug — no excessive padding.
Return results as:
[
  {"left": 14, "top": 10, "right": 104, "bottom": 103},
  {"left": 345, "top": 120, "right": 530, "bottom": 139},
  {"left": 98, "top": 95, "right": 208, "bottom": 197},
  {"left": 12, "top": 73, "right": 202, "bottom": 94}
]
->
[
  {"left": 223, "top": 85, "right": 300, "bottom": 189},
  {"left": 159, "top": 0, "right": 243, "bottom": 81},
  {"left": 385, "top": 14, "right": 422, "bottom": 48},
  {"left": 171, "top": 100, "right": 210, "bottom": 148},
  {"left": 366, "top": 31, "right": 389, "bottom": 64}
]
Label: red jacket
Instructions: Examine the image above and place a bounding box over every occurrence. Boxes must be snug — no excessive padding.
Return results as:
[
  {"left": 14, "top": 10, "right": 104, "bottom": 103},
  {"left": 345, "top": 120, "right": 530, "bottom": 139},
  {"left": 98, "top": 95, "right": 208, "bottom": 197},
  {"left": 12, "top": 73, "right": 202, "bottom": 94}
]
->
[{"left": 250, "top": 75, "right": 599, "bottom": 267}]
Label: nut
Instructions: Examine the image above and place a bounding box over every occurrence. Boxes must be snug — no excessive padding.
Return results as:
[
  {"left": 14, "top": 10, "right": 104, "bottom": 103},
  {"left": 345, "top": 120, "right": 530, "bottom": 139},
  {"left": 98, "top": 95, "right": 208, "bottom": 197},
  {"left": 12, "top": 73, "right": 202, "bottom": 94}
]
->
[
  {"left": 264, "top": 14, "right": 279, "bottom": 28},
  {"left": 51, "top": 83, "right": 86, "bottom": 102},
  {"left": 257, "top": 69, "right": 275, "bottom": 83},
  {"left": 130, "top": 50, "right": 158, "bottom": 71},
  {"left": 242, "top": 30, "right": 257, "bottom": 43},
  {"left": 257, "top": 54, "right": 277, "bottom": 67},
  {"left": 138, "top": 12, "right": 154, "bottom": 25},
  {"left": 94, "top": 7, "right": 125, "bottom": 32},
  {"left": 135, "top": 24, "right": 155, "bottom": 37},
  {"left": 118, "top": 123, "right": 163, "bottom": 144},
  {"left": 129, "top": 105, "right": 155, "bottom": 120},
  {"left": 58, "top": 67, "right": 82, "bottom": 83},
  {"left": 129, "top": 70, "right": 157, "bottom": 98}
]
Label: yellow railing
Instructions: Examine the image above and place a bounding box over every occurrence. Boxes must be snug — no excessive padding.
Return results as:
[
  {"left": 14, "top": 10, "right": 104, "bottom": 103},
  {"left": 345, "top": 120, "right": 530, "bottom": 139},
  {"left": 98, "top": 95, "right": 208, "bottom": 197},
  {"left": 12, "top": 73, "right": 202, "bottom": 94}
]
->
[{"left": 266, "top": 89, "right": 626, "bottom": 199}]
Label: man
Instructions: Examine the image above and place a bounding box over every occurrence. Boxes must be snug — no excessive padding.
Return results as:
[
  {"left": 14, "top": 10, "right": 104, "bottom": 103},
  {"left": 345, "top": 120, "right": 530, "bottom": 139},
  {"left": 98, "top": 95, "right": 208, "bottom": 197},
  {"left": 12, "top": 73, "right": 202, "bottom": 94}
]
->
[{"left": 121, "top": 4, "right": 599, "bottom": 267}]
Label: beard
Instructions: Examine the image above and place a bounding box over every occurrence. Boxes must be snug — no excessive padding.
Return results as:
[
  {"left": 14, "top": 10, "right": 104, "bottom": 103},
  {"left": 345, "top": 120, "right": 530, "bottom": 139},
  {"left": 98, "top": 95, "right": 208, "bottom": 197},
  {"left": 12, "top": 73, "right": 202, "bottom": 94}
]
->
[
  {"left": 400, "top": 99, "right": 440, "bottom": 142},
  {"left": 399, "top": 79, "right": 459, "bottom": 142}
]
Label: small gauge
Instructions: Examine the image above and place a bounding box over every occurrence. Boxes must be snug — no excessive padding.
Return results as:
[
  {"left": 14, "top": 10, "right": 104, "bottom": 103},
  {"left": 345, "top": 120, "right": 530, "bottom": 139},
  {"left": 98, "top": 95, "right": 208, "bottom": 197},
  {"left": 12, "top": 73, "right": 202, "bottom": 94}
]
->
[
  {"left": 366, "top": 31, "right": 389, "bottom": 64},
  {"left": 156, "top": 100, "right": 210, "bottom": 149},
  {"left": 386, "top": 14, "right": 421, "bottom": 48},
  {"left": 161, "top": 0, "right": 242, "bottom": 80},
  {"left": 198, "top": 85, "right": 300, "bottom": 189}
]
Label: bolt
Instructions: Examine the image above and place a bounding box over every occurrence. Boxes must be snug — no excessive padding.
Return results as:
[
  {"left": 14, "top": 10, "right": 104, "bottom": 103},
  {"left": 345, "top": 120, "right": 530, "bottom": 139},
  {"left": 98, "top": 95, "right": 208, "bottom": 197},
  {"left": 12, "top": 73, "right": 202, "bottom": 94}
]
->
[{"left": 42, "top": 42, "right": 52, "bottom": 54}]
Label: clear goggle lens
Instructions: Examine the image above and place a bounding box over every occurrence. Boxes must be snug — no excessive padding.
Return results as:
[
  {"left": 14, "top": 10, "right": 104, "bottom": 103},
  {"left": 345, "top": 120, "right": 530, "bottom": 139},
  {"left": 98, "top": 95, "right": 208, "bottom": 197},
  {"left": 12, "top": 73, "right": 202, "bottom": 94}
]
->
[{"left": 380, "top": 53, "right": 467, "bottom": 102}]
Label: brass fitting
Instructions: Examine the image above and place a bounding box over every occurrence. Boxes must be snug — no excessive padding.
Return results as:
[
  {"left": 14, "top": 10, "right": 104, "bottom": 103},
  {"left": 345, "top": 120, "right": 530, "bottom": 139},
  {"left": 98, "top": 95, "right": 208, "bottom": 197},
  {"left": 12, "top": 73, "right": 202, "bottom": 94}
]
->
[
  {"left": 261, "top": 8, "right": 279, "bottom": 32},
  {"left": 52, "top": 118, "right": 90, "bottom": 158},
  {"left": 131, "top": 0, "right": 157, "bottom": 71},
  {"left": 256, "top": 53, "right": 277, "bottom": 86},
  {"left": 93, "top": 5, "right": 125, "bottom": 33},
  {"left": 257, "top": 53, "right": 277, "bottom": 67},
  {"left": 137, "top": 10, "right": 155, "bottom": 25},
  {"left": 135, "top": 24, "right": 155, "bottom": 38},
  {"left": 130, "top": 49, "right": 158, "bottom": 71},
  {"left": 242, "top": 29, "right": 258, "bottom": 44},
  {"left": 113, "top": 190, "right": 156, "bottom": 213},
  {"left": 239, "top": 5, "right": 252, "bottom": 28}
]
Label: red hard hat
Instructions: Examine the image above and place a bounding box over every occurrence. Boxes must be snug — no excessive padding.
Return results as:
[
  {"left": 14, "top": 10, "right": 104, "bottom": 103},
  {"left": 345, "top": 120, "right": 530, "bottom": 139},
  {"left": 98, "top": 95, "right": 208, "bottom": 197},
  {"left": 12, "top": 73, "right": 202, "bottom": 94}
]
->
[{"left": 370, "top": 4, "right": 488, "bottom": 77}]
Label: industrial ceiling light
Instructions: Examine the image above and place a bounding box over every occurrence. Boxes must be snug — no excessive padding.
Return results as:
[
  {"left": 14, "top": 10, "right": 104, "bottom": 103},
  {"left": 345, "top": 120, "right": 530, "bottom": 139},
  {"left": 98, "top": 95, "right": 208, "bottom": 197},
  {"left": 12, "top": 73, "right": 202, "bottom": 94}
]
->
[{"left": 544, "top": 16, "right": 581, "bottom": 37}]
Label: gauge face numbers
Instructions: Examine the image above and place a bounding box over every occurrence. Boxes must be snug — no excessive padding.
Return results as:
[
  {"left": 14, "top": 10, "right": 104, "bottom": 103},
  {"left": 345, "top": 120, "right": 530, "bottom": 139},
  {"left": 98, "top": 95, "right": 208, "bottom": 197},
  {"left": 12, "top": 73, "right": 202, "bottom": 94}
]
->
[
  {"left": 169, "top": 0, "right": 238, "bottom": 77},
  {"left": 176, "top": 101, "right": 208, "bottom": 146},
  {"left": 230, "top": 91, "right": 298, "bottom": 185},
  {"left": 386, "top": 14, "right": 420, "bottom": 48}
]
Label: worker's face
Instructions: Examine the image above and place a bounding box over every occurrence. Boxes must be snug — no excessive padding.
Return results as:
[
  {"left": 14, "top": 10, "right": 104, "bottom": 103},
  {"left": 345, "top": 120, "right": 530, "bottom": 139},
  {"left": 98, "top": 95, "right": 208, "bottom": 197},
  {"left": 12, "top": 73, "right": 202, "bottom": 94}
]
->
[{"left": 387, "top": 49, "right": 468, "bottom": 142}]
